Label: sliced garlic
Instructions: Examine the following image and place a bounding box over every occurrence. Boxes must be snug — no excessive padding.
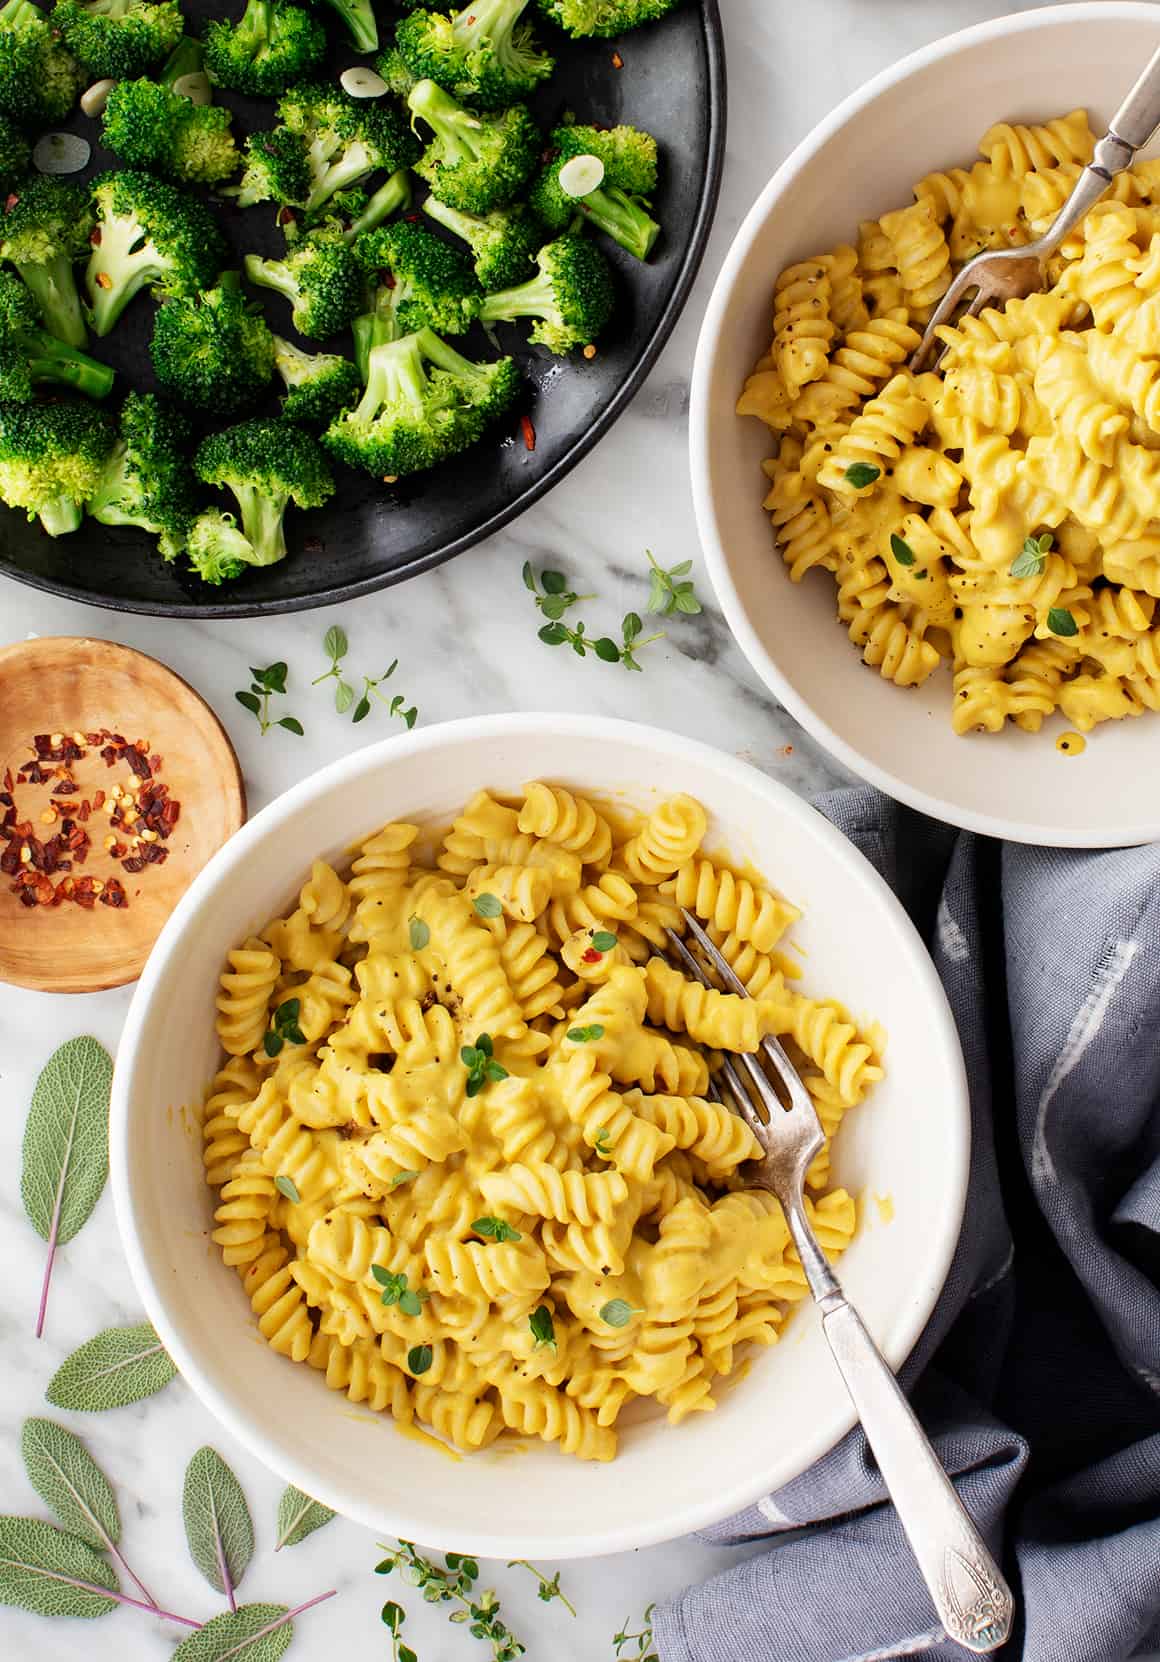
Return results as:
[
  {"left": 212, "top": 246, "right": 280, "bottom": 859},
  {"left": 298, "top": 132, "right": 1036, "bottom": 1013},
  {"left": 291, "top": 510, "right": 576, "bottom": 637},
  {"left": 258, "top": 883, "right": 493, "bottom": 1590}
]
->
[
  {"left": 32, "top": 132, "right": 91, "bottom": 175},
  {"left": 172, "top": 71, "right": 212, "bottom": 106},
  {"left": 80, "top": 79, "right": 115, "bottom": 119},
  {"left": 340, "top": 66, "right": 388, "bottom": 99},
  {"left": 558, "top": 153, "right": 605, "bottom": 199}
]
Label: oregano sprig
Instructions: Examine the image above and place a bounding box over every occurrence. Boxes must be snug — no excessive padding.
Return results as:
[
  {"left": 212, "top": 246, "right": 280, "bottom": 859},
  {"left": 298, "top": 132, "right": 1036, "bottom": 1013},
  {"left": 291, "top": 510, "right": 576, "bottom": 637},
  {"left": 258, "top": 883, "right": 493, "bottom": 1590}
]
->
[
  {"left": 1011, "top": 530, "right": 1054, "bottom": 579},
  {"left": 522, "top": 561, "right": 593, "bottom": 621},
  {"left": 235, "top": 663, "right": 304, "bottom": 738},
  {"left": 644, "top": 550, "right": 702, "bottom": 617},
  {"left": 20, "top": 1036, "right": 113, "bottom": 1338},
  {"left": 263, "top": 999, "right": 306, "bottom": 1059},
  {"left": 538, "top": 609, "right": 663, "bottom": 671},
  {"left": 382, "top": 1598, "right": 418, "bottom": 1662},
  {"left": 372, "top": 1267, "right": 429, "bottom": 1317},
  {"left": 352, "top": 660, "right": 418, "bottom": 729},
  {"left": 312, "top": 625, "right": 355, "bottom": 714},
  {"left": 461, "top": 1033, "right": 508, "bottom": 1096},
  {"left": 376, "top": 1542, "right": 528, "bottom": 1662}
]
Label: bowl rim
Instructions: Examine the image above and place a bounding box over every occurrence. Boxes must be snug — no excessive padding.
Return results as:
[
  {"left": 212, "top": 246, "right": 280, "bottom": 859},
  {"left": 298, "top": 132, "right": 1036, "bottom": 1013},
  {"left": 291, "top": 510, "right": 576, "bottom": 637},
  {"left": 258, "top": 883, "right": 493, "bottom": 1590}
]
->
[
  {"left": 689, "top": 0, "right": 1160, "bottom": 849},
  {"left": 111, "top": 712, "right": 970, "bottom": 1556},
  {"left": 2, "top": 1, "right": 727, "bottom": 622}
]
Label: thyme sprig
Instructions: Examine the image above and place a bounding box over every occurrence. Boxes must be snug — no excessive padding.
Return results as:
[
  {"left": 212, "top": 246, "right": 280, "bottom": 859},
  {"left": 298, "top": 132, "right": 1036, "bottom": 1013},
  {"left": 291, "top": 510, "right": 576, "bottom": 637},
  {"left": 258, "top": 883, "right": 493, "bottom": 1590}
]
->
[
  {"left": 376, "top": 1542, "right": 527, "bottom": 1661},
  {"left": 235, "top": 662, "right": 304, "bottom": 737},
  {"left": 614, "top": 1603, "right": 659, "bottom": 1661}
]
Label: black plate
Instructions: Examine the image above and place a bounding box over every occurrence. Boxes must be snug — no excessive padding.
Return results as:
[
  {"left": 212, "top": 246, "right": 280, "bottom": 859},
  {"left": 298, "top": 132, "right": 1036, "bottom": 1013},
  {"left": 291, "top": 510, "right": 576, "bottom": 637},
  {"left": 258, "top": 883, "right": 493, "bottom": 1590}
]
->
[{"left": 0, "top": 0, "right": 725, "bottom": 617}]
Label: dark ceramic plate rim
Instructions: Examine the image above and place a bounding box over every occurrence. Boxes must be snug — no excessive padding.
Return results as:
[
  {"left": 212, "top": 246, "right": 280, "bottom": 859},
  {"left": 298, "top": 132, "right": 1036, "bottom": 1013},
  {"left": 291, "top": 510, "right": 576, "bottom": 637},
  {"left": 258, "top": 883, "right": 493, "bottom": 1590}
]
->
[{"left": 4, "top": 1, "right": 727, "bottom": 621}]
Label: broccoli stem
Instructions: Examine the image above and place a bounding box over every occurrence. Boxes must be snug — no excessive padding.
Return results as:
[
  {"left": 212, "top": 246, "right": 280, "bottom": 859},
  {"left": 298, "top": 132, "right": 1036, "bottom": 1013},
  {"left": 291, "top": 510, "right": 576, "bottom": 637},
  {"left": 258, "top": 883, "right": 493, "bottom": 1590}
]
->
[
  {"left": 357, "top": 332, "right": 428, "bottom": 419},
  {"left": 244, "top": 253, "right": 297, "bottom": 305},
  {"left": 345, "top": 168, "right": 412, "bottom": 240},
  {"left": 455, "top": 0, "right": 528, "bottom": 50},
  {"left": 86, "top": 214, "right": 163, "bottom": 337},
  {"left": 413, "top": 324, "right": 491, "bottom": 389},
  {"left": 24, "top": 331, "right": 115, "bottom": 399},
  {"left": 0, "top": 0, "right": 40, "bottom": 28},
  {"left": 407, "top": 79, "right": 483, "bottom": 168},
  {"left": 230, "top": 483, "right": 288, "bottom": 566},
  {"left": 161, "top": 34, "right": 209, "bottom": 92},
  {"left": 352, "top": 282, "right": 403, "bottom": 379},
  {"left": 576, "top": 184, "right": 659, "bottom": 261},
  {"left": 235, "top": 0, "right": 275, "bottom": 58},
  {"left": 320, "top": 0, "right": 378, "bottom": 54},
  {"left": 38, "top": 493, "right": 84, "bottom": 537},
  {"left": 421, "top": 194, "right": 479, "bottom": 245},
  {"left": 306, "top": 144, "right": 377, "bottom": 215},
  {"left": 15, "top": 258, "right": 88, "bottom": 350},
  {"left": 479, "top": 267, "right": 557, "bottom": 324}
]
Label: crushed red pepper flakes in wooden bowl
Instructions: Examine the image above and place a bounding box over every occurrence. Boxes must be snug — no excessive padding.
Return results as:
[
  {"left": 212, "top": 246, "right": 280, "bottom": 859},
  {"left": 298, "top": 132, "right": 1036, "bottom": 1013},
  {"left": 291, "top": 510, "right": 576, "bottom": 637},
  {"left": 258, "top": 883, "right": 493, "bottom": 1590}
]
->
[{"left": 0, "top": 637, "right": 245, "bottom": 994}]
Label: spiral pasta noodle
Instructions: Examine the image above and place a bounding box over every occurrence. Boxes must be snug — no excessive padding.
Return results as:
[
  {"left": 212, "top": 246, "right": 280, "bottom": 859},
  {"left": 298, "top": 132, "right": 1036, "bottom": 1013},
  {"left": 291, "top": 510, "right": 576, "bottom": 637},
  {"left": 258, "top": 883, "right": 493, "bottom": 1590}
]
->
[{"left": 195, "top": 785, "right": 877, "bottom": 1460}]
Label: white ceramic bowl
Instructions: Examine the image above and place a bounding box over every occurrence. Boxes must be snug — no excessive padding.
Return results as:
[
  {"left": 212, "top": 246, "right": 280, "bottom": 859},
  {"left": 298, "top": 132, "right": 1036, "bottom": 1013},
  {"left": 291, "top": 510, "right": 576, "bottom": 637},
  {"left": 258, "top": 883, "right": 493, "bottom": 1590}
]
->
[
  {"left": 692, "top": 3, "right": 1160, "bottom": 847},
  {"left": 112, "top": 715, "right": 968, "bottom": 1558}
]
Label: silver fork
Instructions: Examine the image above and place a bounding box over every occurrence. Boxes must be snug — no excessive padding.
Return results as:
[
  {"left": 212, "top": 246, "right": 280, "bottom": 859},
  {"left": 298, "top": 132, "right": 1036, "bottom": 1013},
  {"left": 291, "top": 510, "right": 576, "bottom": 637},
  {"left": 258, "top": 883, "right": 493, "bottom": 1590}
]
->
[
  {"left": 663, "top": 910, "right": 1014, "bottom": 1653},
  {"left": 910, "top": 46, "right": 1160, "bottom": 373}
]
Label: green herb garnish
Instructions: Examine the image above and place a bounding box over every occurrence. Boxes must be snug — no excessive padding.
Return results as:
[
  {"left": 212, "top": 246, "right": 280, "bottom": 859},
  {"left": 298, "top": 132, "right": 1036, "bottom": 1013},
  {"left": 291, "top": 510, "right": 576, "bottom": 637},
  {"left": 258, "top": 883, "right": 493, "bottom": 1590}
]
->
[
  {"left": 377, "top": 1543, "right": 528, "bottom": 1661},
  {"left": 1011, "top": 530, "right": 1054, "bottom": 579},
  {"left": 235, "top": 662, "right": 303, "bottom": 738},
  {"left": 274, "top": 1175, "right": 301, "bottom": 1204},
  {"left": 538, "top": 609, "right": 663, "bottom": 672},
  {"left": 645, "top": 550, "right": 702, "bottom": 617},
  {"left": 600, "top": 1299, "right": 642, "bottom": 1328},
  {"left": 507, "top": 1560, "right": 577, "bottom": 1615},
  {"left": 391, "top": 1170, "right": 420, "bottom": 1189},
  {"left": 406, "top": 1345, "right": 433, "bottom": 1377},
  {"left": 529, "top": 1305, "right": 556, "bottom": 1352},
  {"left": 263, "top": 998, "right": 306, "bottom": 1059},
  {"left": 591, "top": 930, "right": 618, "bottom": 952},
  {"left": 566, "top": 1024, "right": 605, "bottom": 1043},
  {"left": 1047, "top": 606, "right": 1078, "bottom": 638},
  {"left": 614, "top": 1603, "right": 659, "bottom": 1661},
  {"left": 352, "top": 659, "right": 418, "bottom": 729},
  {"left": 472, "top": 1216, "right": 522, "bottom": 1242},
  {"left": 381, "top": 1598, "right": 417, "bottom": 1662},
  {"left": 889, "top": 532, "right": 915, "bottom": 567},
  {"left": 472, "top": 892, "right": 503, "bottom": 918},
  {"left": 844, "top": 461, "right": 881, "bottom": 489},
  {"left": 312, "top": 624, "right": 355, "bottom": 714},
  {"left": 523, "top": 560, "right": 593, "bottom": 621},
  {"left": 371, "top": 1267, "right": 429, "bottom": 1317},
  {"left": 592, "top": 1127, "right": 612, "bottom": 1156},
  {"left": 461, "top": 1034, "right": 508, "bottom": 1097},
  {"left": 408, "top": 916, "right": 430, "bottom": 951}
]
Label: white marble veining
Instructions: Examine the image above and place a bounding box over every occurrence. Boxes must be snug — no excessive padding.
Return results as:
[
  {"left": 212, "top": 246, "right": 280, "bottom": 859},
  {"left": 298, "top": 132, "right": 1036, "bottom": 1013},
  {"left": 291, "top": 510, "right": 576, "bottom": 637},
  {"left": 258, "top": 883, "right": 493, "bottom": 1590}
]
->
[{"left": 0, "top": 4, "right": 1073, "bottom": 1657}]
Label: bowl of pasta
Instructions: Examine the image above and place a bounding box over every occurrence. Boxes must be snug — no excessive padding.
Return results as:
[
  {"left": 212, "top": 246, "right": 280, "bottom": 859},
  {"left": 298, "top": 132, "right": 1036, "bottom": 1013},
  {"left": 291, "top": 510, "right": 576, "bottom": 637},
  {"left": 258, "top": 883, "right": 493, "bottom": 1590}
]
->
[
  {"left": 692, "top": 2, "right": 1160, "bottom": 845},
  {"left": 111, "top": 714, "right": 968, "bottom": 1557}
]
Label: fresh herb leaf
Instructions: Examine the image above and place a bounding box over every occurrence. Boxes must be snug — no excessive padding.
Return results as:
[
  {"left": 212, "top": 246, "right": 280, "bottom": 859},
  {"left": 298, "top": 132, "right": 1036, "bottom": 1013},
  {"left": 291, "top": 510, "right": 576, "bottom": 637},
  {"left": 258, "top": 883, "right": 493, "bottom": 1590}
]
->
[
  {"left": 844, "top": 461, "right": 881, "bottom": 489},
  {"left": 334, "top": 680, "right": 355, "bottom": 714},
  {"left": 20, "top": 1419, "right": 122, "bottom": 1558},
  {"left": 45, "top": 1322, "right": 176, "bottom": 1413},
  {"left": 889, "top": 532, "right": 915, "bottom": 567},
  {"left": 352, "top": 695, "right": 371, "bottom": 723},
  {"left": 0, "top": 1516, "right": 118, "bottom": 1619},
  {"left": 461, "top": 1035, "right": 507, "bottom": 1096},
  {"left": 391, "top": 1170, "right": 420, "bottom": 1189},
  {"left": 274, "top": 1175, "right": 300, "bottom": 1204},
  {"left": 644, "top": 550, "right": 703, "bottom": 617},
  {"left": 591, "top": 931, "right": 617, "bottom": 952},
  {"left": 263, "top": 999, "right": 306, "bottom": 1059},
  {"left": 373, "top": 1269, "right": 428, "bottom": 1316},
  {"left": 593, "top": 1127, "right": 612, "bottom": 1156},
  {"left": 183, "top": 1447, "right": 253, "bottom": 1610},
  {"left": 238, "top": 664, "right": 301, "bottom": 738},
  {"left": 20, "top": 1036, "right": 113, "bottom": 1339},
  {"left": 524, "top": 563, "right": 593, "bottom": 625},
  {"left": 274, "top": 1485, "right": 335, "bottom": 1552},
  {"left": 406, "top": 1344, "right": 433, "bottom": 1376},
  {"left": 529, "top": 1306, "right": 556, "bottom": 1352},
  {"left": 408, "top": 916, "right": 430, "bottom": 950},
  {"left": 566, "top": 1024, "right": 605, "bottom": 1043},
  {"left": 600, "top": 1299, "right": 642, "bottom": 1328},
  {"left": 472, "top": 1216, "right": 522, "bottom": 1243},
  {"left": 376, "top": 1541, "right": 526, "bottom": 1660},
  {"left": 1047, "top": 607, "right": 1078, "bottom": 638},
  {"left": 1011, "top": 531, "right": 1054, "bottom": 579},
  {"left": 527, "top": 566, "right": 663, "bottom": 669},
  {"left": 614, "top": 1602, "right": 658, "bottom": 1661},
  {"left": 169, "top": 1596, "right": 336, "bottom": 1662},
  {"left": 472, "top": 892, "right": 503, "bottom": 918},
  {"left": 507, "top": 1561, "right": 577, "bottom": 1615},
  {"left": 323, "top": 625, "right": 348, "bottom": 662}
]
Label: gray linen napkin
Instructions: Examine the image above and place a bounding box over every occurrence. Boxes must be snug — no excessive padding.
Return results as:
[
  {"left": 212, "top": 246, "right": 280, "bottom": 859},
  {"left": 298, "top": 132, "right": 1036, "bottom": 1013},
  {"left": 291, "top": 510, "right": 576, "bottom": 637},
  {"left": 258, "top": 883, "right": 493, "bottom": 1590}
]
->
[{"left": 656, "top": 787, "right": 1160, "bottom": 1662}]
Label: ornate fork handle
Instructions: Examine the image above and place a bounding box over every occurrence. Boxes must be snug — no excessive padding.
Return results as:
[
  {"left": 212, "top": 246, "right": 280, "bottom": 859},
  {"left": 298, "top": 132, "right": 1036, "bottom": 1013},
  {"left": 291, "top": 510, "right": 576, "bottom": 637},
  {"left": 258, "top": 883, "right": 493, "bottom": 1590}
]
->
[{"left": 777, "top": 1193, "right": 1015, "bottom": 1653}]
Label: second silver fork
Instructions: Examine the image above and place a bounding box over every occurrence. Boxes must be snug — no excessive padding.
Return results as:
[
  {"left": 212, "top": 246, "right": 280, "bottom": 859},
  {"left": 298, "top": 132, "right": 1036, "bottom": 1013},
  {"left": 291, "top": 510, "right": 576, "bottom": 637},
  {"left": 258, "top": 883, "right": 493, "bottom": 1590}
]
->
[{"left": 661, "top": 910, "right": 1014, "bottom": 1654}]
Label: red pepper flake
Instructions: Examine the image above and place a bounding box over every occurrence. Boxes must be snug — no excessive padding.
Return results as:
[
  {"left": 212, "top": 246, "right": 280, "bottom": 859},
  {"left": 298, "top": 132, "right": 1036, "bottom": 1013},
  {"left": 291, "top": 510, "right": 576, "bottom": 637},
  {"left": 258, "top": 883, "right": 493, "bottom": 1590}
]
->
[
  {"left": 581, "top": 946, "right": 602, "bottom": 963},
  {"left": 92, "top": 788, "right": 105, "bottom": 809},
  {"left": 520, "top": 414, "right": 536, "bottom": 452},
  {"left": 2, "top": 768, "right": 12, "bottom": 792},
  {"left": 100, "top": 879, "right": 127, "bottom": 908},
  {"left": 149, "top": 753, "right": 162, "bottom": 772},
  {"left": 77, "top": 800, "right": 91, "bottom": 822},
  {"left": 120, "top": 855, "right": 146, "bottom": 873},
  {"left": 611, "top": 50, "right": 623, "bottom": 67}
]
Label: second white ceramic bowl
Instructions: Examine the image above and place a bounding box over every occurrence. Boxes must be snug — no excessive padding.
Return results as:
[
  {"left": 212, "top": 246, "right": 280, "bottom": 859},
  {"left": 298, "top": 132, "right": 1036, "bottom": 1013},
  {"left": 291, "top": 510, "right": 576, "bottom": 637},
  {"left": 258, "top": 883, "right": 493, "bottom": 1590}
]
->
[
  {"left": 112, "top": 716, "right": 968, "bottom": 1558},
  {"left": 692, "top": 3, "right": 1160, "bottom": 846}
]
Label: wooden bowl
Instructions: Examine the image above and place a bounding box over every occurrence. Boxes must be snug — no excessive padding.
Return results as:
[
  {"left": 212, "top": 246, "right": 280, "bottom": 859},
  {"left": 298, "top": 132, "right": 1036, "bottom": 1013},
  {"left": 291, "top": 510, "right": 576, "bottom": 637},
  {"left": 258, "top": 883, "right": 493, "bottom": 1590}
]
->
[{"left": 0, "top": 637, "right": 244, "bottom": 992}]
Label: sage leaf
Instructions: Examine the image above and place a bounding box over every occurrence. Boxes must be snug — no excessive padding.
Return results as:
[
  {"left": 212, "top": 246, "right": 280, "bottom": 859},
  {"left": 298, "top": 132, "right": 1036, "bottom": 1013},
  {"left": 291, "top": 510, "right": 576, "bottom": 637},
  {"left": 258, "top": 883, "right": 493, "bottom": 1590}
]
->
[
  {"left": 20, "top": 1037, "right": 113, "bottom": 1338},
  {"left": 171, "top": 1602, "right": 294, "bottom": 1662},
  {"left": 0, "top": 1516, "right": 118, "bottom": 1618},
  {"left": 45, "top": 1322, "right": 177, "bottom": 1413},
  {"left": 274, "top": 1485, "right": 335, "bottom": 1552},
  {"left": 20, "top": 1419, "right": 119, "bottom": 1553},
  {"left": 183, "top": 1447, "right": 254, "bottom": 1607}
]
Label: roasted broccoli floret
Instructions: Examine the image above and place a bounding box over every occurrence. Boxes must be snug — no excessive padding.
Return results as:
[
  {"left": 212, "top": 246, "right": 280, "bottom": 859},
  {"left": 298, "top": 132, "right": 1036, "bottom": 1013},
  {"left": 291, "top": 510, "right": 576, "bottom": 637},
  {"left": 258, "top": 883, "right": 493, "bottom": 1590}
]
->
[
  {"left": 303, "top": 0, "right": 378, "bottom": 54},
  {"left": 530, "top": 121, "right": 659, "bottom": 259},
  {"left": 194, "top": 417, "right": 335, "bottom": 568},
  {"left": 278, "top": 81, "right": 422, "bottom": 219},
  {"left": 534, "top": 0, "right": 681, "bottom": 36},
  {"left": 86, "top": 389, "right": 197, "bottom": 559},
  {"left": 374, "top": 44, "right": 416, "bottom": 99},
  {"left": 0, "top": 174, "right": 93, "bottom": 348},
  {"left": 0, "top": 0, "right": 81, "bottom": 124},
  {"left": 0, "top": 269, "right": 113, "bottom": 401},
  {"left": 102, "top": 38, "right": 241, "bottom": 187},
  {"left": 0, "top": 396, "right": 114, "bottom": 534},
  {"left": 204, "top": 0, "right": 326, "bottom": 98},
  {"left": 479, "top": 231, "right": 613, "bottom": 352},
  {"left": 53, "top": 0, "right": 181, "bottom": 77},
  {"left": 0, "top": 112, "right": 29, "bottom": 190},
  {"left": 185, "top": 507, "right": 254, "bottom": 583},
  {"left": 407, "top": 78, "right": 538, "bottom": 214},
  {"left": 324, "top": 325, "right": 519, "bottom": 477},
  {"left": 273, "top": 333, "right": 360, "bottom": 426},
  {"left": 355, "top": 221, "right": 481, "bottom": 336},
  {"left": 395, "top": 0, "right": 553, "bottom": 109},
  {"left": 343, "top": 167, "right": 411, "bottom": 239},
  {"left": 86, "top": 170, "right": 227, "bottom": 337},
  {"left": 228, "top": 126, "right": 311, "bottom": 212},
  {"left": 245, "top": 235, "right": 363, "bottom": 340},
  {"left": 150, "top": 283, "right": 275, "bottom": 412},
  {"left": 422, "top": 195, "right": 539, "bottom": 289}
]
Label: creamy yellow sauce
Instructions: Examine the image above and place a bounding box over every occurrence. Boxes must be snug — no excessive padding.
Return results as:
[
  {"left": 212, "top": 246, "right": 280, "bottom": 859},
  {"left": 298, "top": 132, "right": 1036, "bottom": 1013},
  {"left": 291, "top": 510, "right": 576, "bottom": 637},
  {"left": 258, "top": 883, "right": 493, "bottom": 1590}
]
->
[{"left": 1056, "top": 732, "right": 1087, "bottom": 757}]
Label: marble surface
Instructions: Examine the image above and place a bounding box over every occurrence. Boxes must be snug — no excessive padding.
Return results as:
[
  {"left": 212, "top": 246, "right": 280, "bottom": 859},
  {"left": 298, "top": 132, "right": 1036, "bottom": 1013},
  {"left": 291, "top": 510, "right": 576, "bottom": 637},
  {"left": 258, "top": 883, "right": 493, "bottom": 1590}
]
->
[{"left": 0, "top": 3, "right": 1073, "bottom": 1657}]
